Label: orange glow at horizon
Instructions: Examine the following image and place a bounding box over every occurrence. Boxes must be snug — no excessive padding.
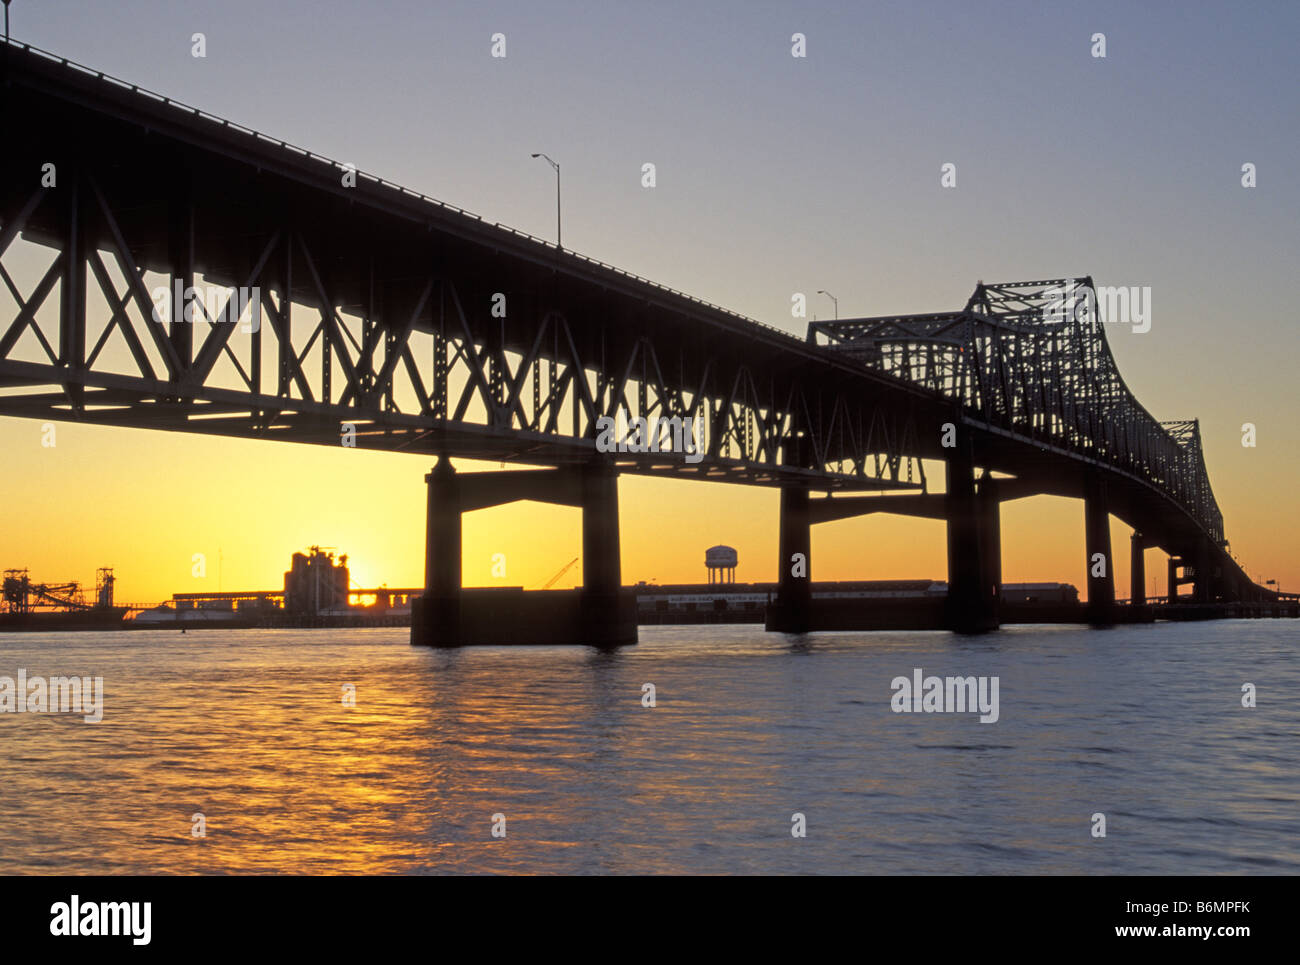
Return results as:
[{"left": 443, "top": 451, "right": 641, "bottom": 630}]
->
[{"left": 3, "top": 417, "right": 1295, "bottom": 607}]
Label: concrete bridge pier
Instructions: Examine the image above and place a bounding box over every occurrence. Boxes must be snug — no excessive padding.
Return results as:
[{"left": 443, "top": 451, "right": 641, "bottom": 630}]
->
[
  {"left": 415, "top": 457, "right": 462, "bottom": 646},
  {"left": 978, "top": 474, "right": 1003, "bottom": 608},
  {"left": 767, "top": 435, "right": 814, "bottom": 633},
  {"left": 1128, "top": 532, "right": 1155, "bottom": 621},
  {"left": 1193, "top": 540, "right": 1216, "bottom": 603},
  {"left": 945, "top": 444, "right": 999, "bottom": 633},
  {"left": 1167, "top": 555, "right": 1206, "bottom": 603},
  {"left": 411, "top": 458, "right": 636, "bottom": 647},
  {"left": 1131, "top": 532, "right": 1147, "bottom": 606},
  {"left": 768, "top": 484, "right": 813, "bottom": 632},
  {"left": 1084, "top": 473, "right": 1115, "bottom": 626},
  {"left": 578, "top": 462, "right": 635, "bottom": 642}
]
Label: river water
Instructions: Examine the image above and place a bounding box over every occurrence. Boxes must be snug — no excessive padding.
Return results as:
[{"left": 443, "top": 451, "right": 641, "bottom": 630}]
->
[{"left": 0, "top": 621, "right": 1295, "bottom": 874}]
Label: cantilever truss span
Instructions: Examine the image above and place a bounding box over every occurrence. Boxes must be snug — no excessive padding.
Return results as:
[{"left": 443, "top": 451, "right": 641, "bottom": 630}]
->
[{"left": 809, "top": 278, "right": 1224, "bottom": 545}]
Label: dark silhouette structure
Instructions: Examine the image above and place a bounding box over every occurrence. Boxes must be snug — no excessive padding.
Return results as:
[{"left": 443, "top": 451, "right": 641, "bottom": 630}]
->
[
  {"left": 0, "top": 41, "right": 1287, "bottom": 645},
  {"left": 283, "top": 547, "right": 349, "bottom": 615}
]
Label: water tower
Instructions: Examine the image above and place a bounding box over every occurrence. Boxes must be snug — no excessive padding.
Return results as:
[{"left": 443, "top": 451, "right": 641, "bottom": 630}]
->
[{"left": 705, "top": 545, "right": 738, "bottom": 585}]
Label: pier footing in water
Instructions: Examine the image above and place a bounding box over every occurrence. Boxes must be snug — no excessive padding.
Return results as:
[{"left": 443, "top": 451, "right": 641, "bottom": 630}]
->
[{"left": 411, "top": 587, "right": 638, "bottom": 647}]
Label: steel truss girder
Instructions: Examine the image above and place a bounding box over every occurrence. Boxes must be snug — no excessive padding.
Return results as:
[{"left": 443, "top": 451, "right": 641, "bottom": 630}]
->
[
  {"left": 0, "top": 174, "right": 924, "bottom": 493},
  {"left": 810, "top": 278, "right": 1225, "bottom": 543}
]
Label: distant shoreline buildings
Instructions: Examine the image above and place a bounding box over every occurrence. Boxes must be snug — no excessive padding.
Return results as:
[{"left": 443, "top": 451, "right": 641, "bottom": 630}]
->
[{"left": 6, "top": 544, "right": 1080, "bottom": 631}]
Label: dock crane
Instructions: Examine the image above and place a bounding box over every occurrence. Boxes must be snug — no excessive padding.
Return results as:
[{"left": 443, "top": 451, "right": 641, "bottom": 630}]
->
[
  {"left": 2, "top": 567, "right": 116, "bottom": 613},
  {"left": 541, "top": 557, "right": 579, "bottom": 590}
]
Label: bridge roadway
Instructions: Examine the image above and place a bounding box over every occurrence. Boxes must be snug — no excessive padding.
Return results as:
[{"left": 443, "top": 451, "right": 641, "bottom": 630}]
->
[{"left": 0, "top": 40, "right": 1280, "bottom": 643}]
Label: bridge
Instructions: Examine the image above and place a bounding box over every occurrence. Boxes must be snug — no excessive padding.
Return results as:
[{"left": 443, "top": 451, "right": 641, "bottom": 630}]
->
[{"left": 0, "top": 40, "right": 1287, "bottom": 644}]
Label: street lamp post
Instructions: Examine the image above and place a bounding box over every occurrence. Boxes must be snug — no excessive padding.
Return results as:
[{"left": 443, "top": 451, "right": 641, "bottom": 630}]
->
[
  {"left": 817, "top": 289, "right": 838, "bottom": 320},
  {"left": 530, "top": 152, "right": 561, "bottom": 250}
]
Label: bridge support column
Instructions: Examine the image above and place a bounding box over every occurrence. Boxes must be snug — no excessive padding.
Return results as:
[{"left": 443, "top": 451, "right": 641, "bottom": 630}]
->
[
  {"left": 1084, "top": 473, "right": 1115, "bottom": 626},
  {"left": 978, "top": 474, "right": 1002, "bottom": 612},
  {"left": 945, "top": 443, "right": 998, "bottom": 633},
  {"left": 767, "top": 435, "right": 814, "bottom": 633},
  {"left": 1194, "top": 540, "right": 1214, "bottom": 603},
  {"left": 1168, "top": 557, "right": 1181, "bottom": 604},
  {"left": 1130, "top": 533, "right": 1147, "bottom": 606},
  {"left": 579, "top": 462, "right": 637, "bottom": 645},
  {"left": 413, "top": 457, "right": 462, "bottom": 646},
  {"left": 412, "top": 459, "right": 636, "bottom": 646},
  {"left": 768, "top": 485, "right": 813, "bottom": 632}
]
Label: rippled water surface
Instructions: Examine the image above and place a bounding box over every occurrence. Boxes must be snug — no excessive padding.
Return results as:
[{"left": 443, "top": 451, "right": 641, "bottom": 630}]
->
[{"left": 0, "top": 621, "right": 1296, "bottom": 874}]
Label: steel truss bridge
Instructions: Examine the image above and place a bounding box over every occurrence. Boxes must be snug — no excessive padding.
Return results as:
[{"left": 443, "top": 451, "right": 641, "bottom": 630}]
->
[{"left": 0, "top": 40, "right": 1282, "bottom": 641}]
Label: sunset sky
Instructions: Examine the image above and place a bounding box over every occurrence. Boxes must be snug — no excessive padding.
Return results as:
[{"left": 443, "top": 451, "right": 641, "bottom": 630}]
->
[{"left": 2, "top": 0, "right": 1297, "bottom": 605}]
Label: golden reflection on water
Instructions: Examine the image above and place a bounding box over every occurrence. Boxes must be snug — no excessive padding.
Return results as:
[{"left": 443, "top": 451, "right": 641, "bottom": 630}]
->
[{"left": 0, "top": 623, "right": 1297, "bottom": 874}]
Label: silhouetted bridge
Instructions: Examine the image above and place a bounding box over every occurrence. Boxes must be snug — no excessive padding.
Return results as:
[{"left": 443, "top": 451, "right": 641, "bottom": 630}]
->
[{"left": 0, "top": 41, "right": 1287, "bottom": 643}]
